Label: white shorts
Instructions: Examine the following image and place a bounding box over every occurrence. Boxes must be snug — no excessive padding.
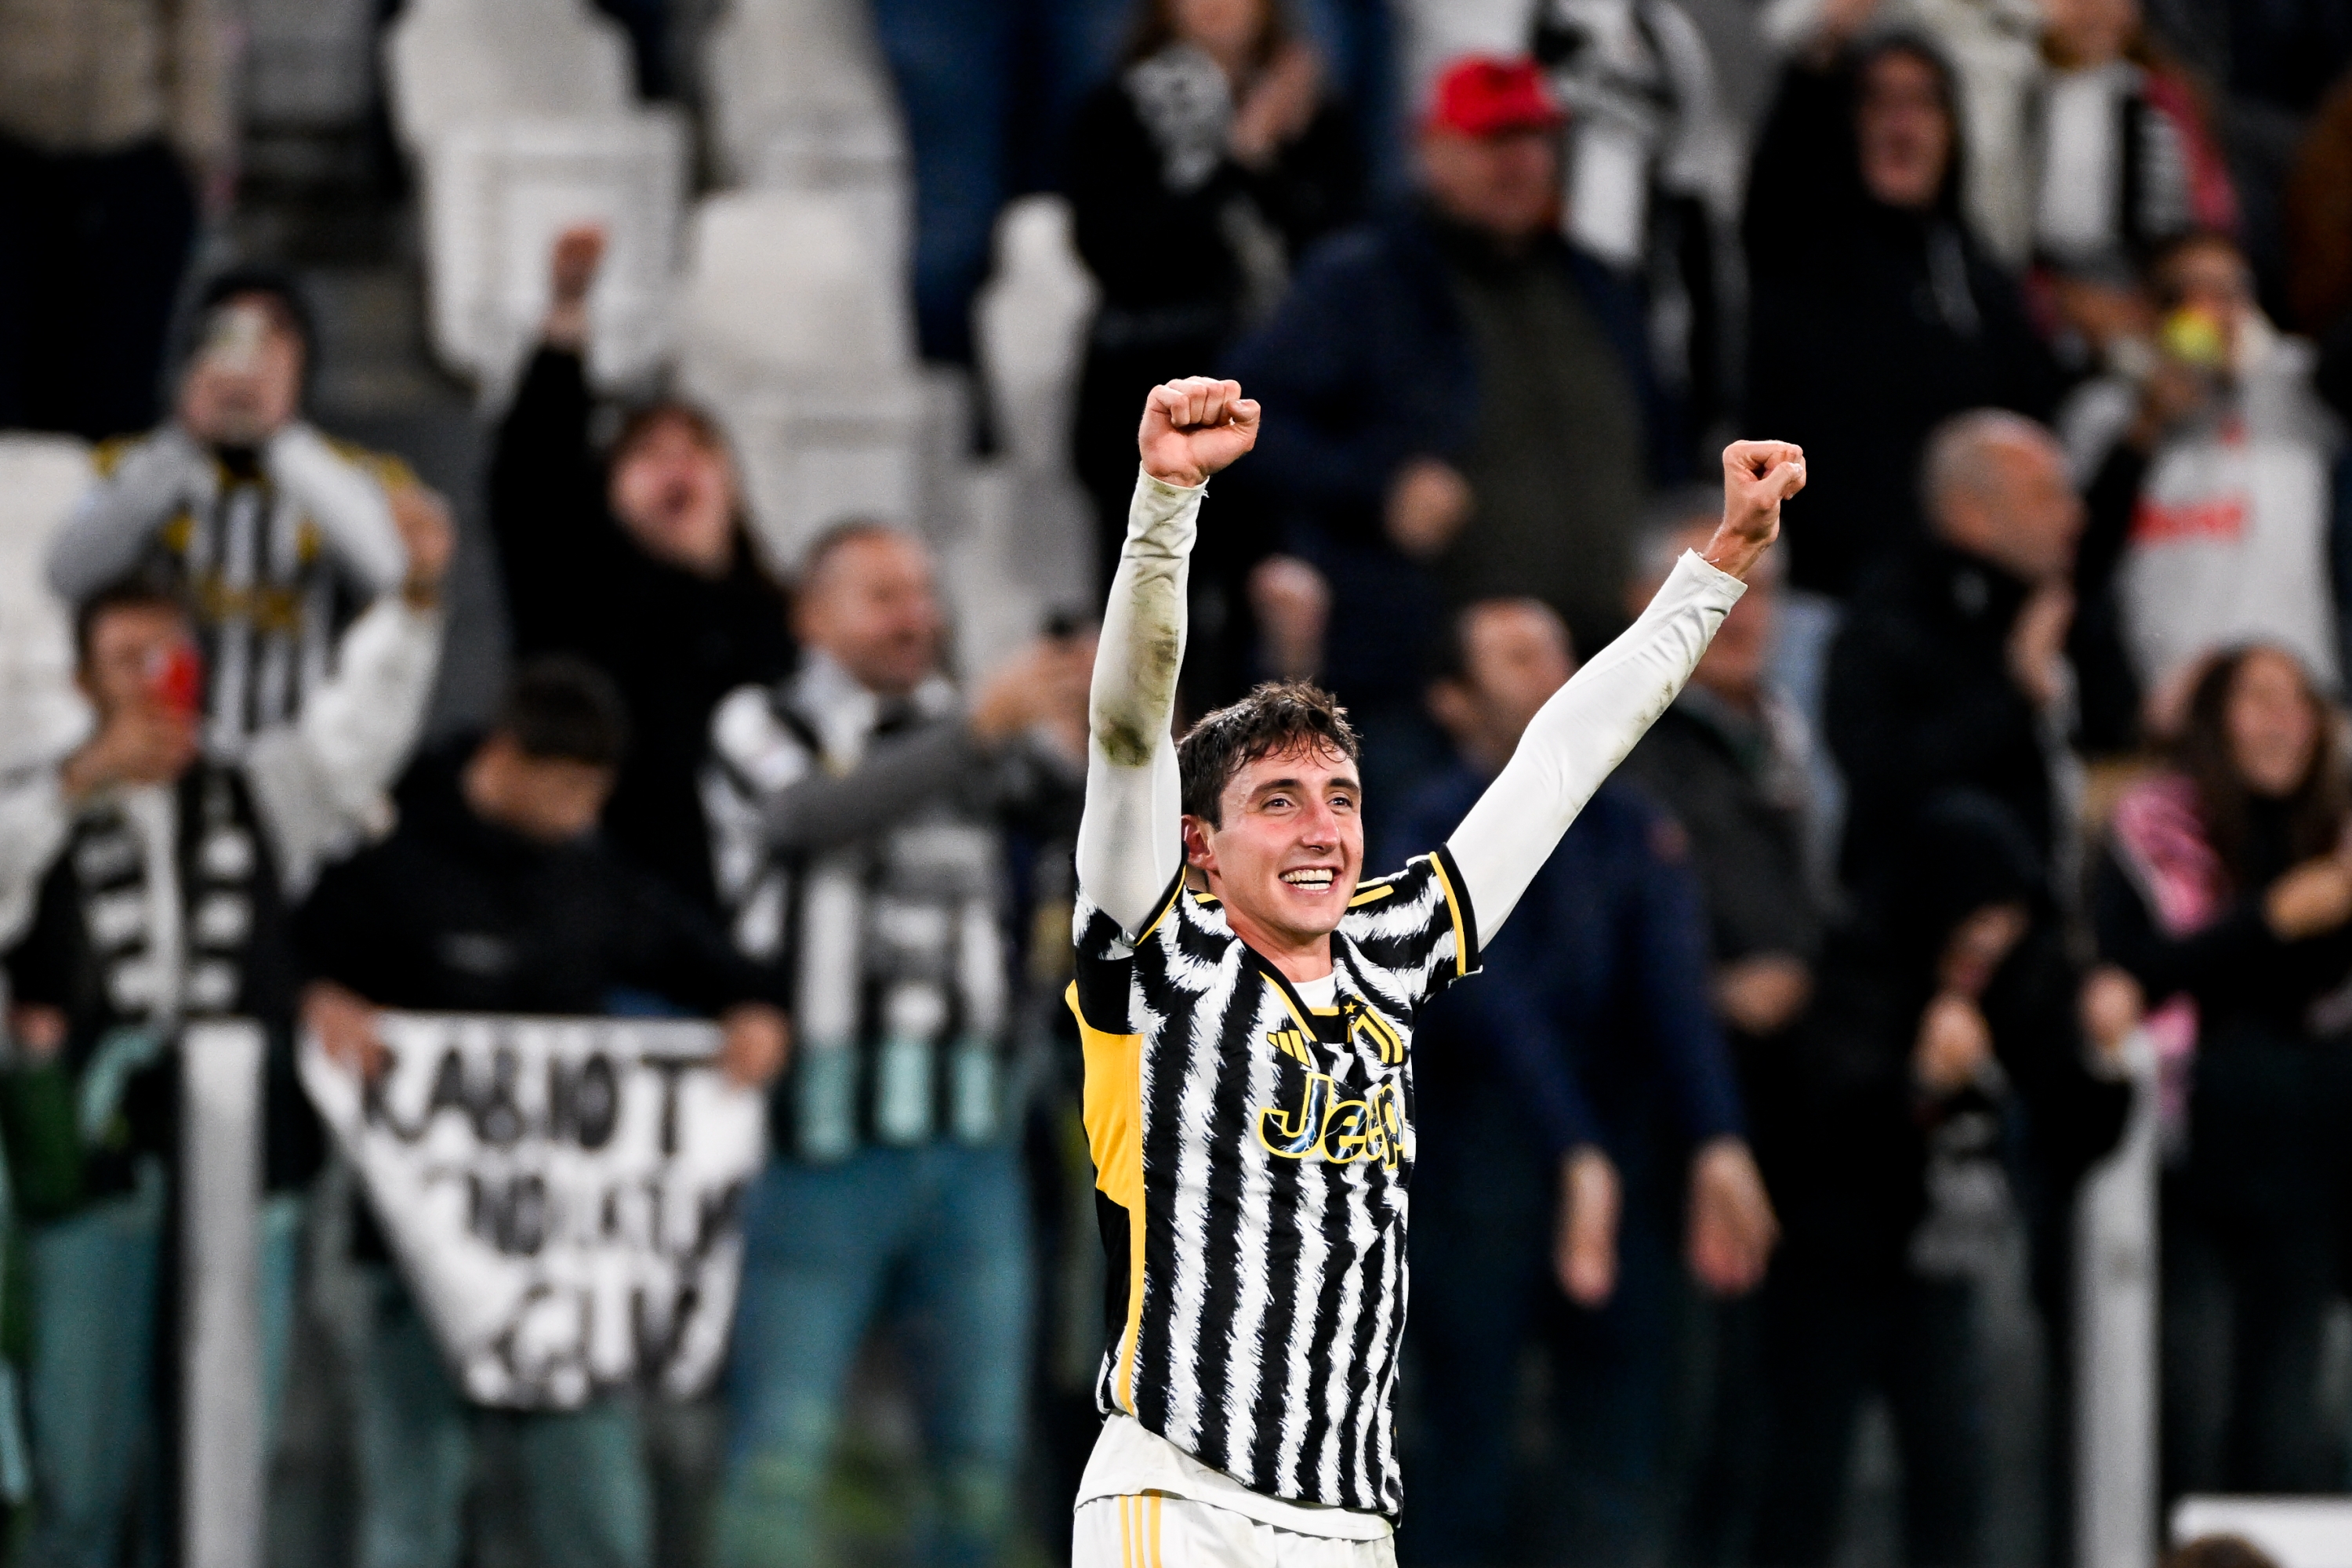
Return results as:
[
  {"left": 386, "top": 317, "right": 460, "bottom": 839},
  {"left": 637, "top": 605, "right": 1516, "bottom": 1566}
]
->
[{"left": 1073, "top": 1494, "right": 1399, "bottom": 1568}]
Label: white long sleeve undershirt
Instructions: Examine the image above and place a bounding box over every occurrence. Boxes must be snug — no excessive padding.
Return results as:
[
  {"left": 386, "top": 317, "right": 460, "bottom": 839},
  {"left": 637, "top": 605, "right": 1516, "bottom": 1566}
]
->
[{"left": 1073, "top": 466, "right": 1747, "bottom": 949}]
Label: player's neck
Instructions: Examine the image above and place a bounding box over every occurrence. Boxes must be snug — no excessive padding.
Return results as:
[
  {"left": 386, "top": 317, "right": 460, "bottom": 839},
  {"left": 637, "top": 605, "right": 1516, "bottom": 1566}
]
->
[{"left": 1215, "top": 895, "right": 1336, "bottom": 984}]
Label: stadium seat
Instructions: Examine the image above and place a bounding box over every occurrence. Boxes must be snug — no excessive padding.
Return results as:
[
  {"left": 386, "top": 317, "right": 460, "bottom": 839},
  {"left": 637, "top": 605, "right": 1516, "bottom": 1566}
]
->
[
  {"left": 382, "top": 0, "right": 635, "bottom": 157},
  {"left": 702, "top": 0, "right": 912, "bottom": 263},
  {"left": 2172, "top": 1498, "right": 2352, "bottom": 1568},
  {"left": 0, "top": 436, "right": 95, "bottom": 769},
  {"left": 242, "top": 0, "right": 379, "bottom": 132},
  {"left": 416, "top": 113, "right": 688, "bottom": 392},
  {"left": 675, "top": 190, "right": 926, "bottom": 570}
]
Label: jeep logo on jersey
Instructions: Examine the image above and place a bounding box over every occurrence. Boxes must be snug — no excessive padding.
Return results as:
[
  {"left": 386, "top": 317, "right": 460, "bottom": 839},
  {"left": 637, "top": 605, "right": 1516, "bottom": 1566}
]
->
[{"left": 1255, "top": 1073, "right": 1404, "bottom": 1167}]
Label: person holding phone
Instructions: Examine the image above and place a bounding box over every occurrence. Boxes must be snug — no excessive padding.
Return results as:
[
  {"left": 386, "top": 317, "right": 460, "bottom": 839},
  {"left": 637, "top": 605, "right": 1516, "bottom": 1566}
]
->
[
  {"left": 0, "top": 498, "right": 450, "bottom": 1566},
  {"left": 45, "top": 267, "right": 425, "bottom": 756}
]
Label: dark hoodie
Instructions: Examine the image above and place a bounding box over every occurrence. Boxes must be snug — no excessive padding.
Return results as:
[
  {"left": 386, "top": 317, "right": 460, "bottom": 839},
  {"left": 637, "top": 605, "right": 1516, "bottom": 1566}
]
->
[
  {"left": 1742, "top": 34, "right": 2060, "bottom": 601},
  {"left": 295, "top": 739, "right": 771, "bottom": 1019},
  {"left": 487, "top": 349, "right": 794, "bottom": 916}
]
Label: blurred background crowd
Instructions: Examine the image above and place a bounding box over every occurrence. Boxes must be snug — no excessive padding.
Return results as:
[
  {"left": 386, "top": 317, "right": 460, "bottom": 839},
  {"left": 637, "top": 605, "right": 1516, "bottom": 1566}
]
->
[{"left": 5, "top": 0, "right": 2352, "bottom": 1563}]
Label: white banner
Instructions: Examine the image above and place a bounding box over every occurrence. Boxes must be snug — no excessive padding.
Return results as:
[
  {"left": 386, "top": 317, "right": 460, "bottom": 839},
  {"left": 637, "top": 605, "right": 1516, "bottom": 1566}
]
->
[{"left": 300, "top": 1014, "right": 766, "bottom": 1409}]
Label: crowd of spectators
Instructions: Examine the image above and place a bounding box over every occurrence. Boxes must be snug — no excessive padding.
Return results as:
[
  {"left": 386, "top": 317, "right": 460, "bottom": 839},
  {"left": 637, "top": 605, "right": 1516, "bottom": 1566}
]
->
[{"left": 5, "top": 0, "right": 2352, "bottom": 1563}]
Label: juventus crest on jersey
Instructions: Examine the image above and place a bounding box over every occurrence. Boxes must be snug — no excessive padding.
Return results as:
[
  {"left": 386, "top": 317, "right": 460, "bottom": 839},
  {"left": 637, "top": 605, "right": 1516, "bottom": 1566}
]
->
[{"left": 1067, "top": 847, "right": 1479, "bottom": 1518}]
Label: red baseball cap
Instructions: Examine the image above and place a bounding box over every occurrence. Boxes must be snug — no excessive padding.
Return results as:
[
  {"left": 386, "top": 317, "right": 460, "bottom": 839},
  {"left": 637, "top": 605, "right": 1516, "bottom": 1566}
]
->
[{"left": 1425, "top": 56, "right": 1568, "bottom": 137}]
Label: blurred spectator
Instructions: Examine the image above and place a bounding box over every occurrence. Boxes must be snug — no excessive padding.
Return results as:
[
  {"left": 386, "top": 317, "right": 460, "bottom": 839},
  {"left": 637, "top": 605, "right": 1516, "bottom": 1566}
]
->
[
  {"left": 1531, "top": 0, "right": 1744, "bottom": 454},
  {"left": 1828, "top": 412, "right": 2082, "bottom": 906},
  {"left": 2060, "top": 234, "right": 2343, "bottom": 738},
  {"left": 1749, "top": 794, "right": 2124, "bottom": 1568},
  {"left": 1744, "top": 35, "right": 2059, "bottom": 603},
  {"left": 1394, "top": 597, "right": 1774, "bottom": 1567},
  {"left": 2096, "top": 644, "right": 2352, "bottom": 1495},
  {"left": 2031, "top": 0, "right": 2236, "bottom": 286},
  {"left": 488, "top": 226, "right": 793, "bottom": 916},
  {"left": 298, "top": 659, "right": 786, "bottom": 1568},
  {"left": 45, "top": 269, "right": 416, "bottom": 755},
  {"left": 1067, "top": 0, "right": 1363, "bottom": 607},
  {"left": 699, "top": 522, "right": 1087, "bottom": 1568},
  {"left": 0, "top": 509, "right": 448, "bottom": 1566},
  {"left": 1820, "top": 411, "right": 2136, "bottom": 1564},
  {"left": 1758, "top": 0, "right": 2042, "bottom": 266},
  {"left": 0, "top": 0, "right": 225, "bottom": 441},
  {"left": 1619, "top": 503, "right": 1822, "bottom": 1562},
  {"left": 1227, "top": 54, "right": 1664, "bottom": 813},
  {"left": 1623, "top": 503, "right": 1824, "bottom": 1042}
]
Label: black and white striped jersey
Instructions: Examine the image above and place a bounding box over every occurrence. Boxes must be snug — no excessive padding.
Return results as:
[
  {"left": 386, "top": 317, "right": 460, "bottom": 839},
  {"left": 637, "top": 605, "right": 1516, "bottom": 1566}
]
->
[{"left": 1067, "top": 847, "right": 1479, "bottom": 1519}]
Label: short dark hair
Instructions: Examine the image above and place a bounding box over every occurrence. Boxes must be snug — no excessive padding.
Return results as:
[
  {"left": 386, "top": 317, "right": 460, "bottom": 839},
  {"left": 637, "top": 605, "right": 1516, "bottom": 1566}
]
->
[
  {"left": 1431, "top": 597, "right": 1571, "bottom": 687},
  {"left": 492, "top": 657, "right": 630, "bottom": 768},
  {"left": 73, "top": 577, "right": 186, "bottom": 668},
  {"left": 608, "top": 398, "right": 731, "bottom": 474},
  {"left": 1177, "top": 680, "right": 1360, "bottom": 826}
]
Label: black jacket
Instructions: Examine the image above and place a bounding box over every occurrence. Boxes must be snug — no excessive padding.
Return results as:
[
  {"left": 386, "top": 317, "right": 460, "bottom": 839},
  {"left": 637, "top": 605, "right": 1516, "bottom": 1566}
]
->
[
  {"left": 1621, "top": 696, "right": 1823, "bottom": 971},
  {"left": 1743, "top": 48, "right": 2060, "bottom": 599},
  {"left": 1223, "top": 207, "right": 1663, "bottom": 697},
  {"left": 295, "top": 741, "right": 773, "bottom": 1019},
  {"left": 1828, "top": 540, "right": 2063, "bottom": 906},
  {"left": 487, "top": 347, "right": 794, "bottom": 914},
  {"left": 2093, "top": 802, "right": 2352, "bottom": 1231}
]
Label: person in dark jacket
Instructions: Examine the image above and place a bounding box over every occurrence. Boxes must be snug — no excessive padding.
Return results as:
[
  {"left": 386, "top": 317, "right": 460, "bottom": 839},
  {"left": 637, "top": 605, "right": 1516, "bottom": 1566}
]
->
[
  {"left": 1223, "top": 54, "right": 1667, "bottom": 822},
  {"left": 2096, "top": 644, "right": 2352, "bottom": 1497},
  {"left": 1827, "top": 412, "right": 2084, "bottom": 906},
  {"left": 487, "top": 226, "right": 793, "bottom": 916},
  {"left": 1618, "top": 503, "right": 1824, "bottom": 1564},
  {"left": 298, "top": 659, "right": 788, "bottom": 1568},
  {"left": 1393, "top": 597, "right": 1776, "bottom": 1568},
  {"left": 1751, "top": 794, "right": 2127, "bottom": 1568},
  {"left": 1066, "top": 0, "right": 1363, "bottom": 609},
  {"left": 1744, "top": 33, "right": 2060, "bottom": 602}
]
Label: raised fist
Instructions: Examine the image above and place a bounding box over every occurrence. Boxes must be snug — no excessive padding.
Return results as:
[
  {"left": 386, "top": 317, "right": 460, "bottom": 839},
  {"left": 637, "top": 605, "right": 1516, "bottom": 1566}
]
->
[
  {"left": 1704, "top": 440, "right": 1806, "bottom": 581},
  {"left": 543, "top": 223, "right": 608, "bottom": 349},
  {"left": 1138, "top": 377, "right": 1261, "bottom": 489}
]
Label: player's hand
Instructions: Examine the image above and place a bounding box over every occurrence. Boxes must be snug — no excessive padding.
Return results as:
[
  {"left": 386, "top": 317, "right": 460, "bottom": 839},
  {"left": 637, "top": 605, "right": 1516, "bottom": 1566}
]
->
[
  {"left": 544, "top": 223, "right": 608, "bottom": 350},
  {"left": 1704, "top": 441, "right": 1805, "bottom": 581},
  {"left": 1138, "top": 377, "right": 1261, "bottom": 489},
  {"left": 1687, "top": 1136, "right": 1778, "bottom": 1296},
  {"left": 304, "top": 980, "right": 390, "bottom": 1084},
  {"left": 1555, "top": 1145, "right": 1621, "bottom": 1307},
  {"left": 719, "top": 1003, "right": 791, "bottom": 1088}
]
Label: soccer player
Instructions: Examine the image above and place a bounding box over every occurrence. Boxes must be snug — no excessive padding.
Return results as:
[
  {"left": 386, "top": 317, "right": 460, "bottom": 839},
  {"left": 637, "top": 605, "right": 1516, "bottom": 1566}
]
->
[{"left": 1067, "top": 376, "right": 1804, "bottom": 1560}]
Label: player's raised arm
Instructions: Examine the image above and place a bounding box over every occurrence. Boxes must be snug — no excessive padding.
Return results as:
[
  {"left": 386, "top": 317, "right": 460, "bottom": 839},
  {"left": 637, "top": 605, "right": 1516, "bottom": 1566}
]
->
[
  {"left": 1073, "top": 378, "right": 1261, "bottom": 936},
  {"left": 1446, "top": 441, "right": 1806, "bottom": 946}
]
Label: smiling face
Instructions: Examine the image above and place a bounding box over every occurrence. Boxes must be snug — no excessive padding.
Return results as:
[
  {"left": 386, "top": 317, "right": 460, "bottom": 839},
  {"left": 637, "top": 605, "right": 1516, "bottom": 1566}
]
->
[{"left": 1183, "top": 740, "right": 1365, "bottom": 952}]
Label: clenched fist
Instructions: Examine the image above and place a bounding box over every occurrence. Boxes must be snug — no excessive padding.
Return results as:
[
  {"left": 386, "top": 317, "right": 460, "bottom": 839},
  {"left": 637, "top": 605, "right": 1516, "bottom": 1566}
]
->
[
  {"left": 1704, "top": 441, "right": 1806, "bottom": 581},
  {"left": 1138, "top": 377, "right": 1261, "bottom": 490}
]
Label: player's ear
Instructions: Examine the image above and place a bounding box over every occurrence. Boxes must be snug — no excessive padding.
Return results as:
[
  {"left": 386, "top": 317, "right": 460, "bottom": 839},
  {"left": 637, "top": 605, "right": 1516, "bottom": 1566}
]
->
[{"left": 1181, "top": 814, "right": 1216, "bottom": 873}]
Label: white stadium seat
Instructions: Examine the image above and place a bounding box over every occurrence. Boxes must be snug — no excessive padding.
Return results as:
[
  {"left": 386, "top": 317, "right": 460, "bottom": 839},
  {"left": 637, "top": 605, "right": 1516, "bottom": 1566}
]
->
[
  {"left": 674, "top": 190, "right": 925, "bottom": 571},
  {"left": 2173, "top": 1499, "right": 2352, "bottom": 1568},
  {"left": 382, "top": 0, "right": 634, "bottom": 156},
  {"left": 383, "top": 0, "right": 681, "bottom": 391},
  {"left": 0, "top": 436, "right": 95, "bottom": 769},
  {"left": 417, "top": 113, "right": 688, "bottom": 391}
]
